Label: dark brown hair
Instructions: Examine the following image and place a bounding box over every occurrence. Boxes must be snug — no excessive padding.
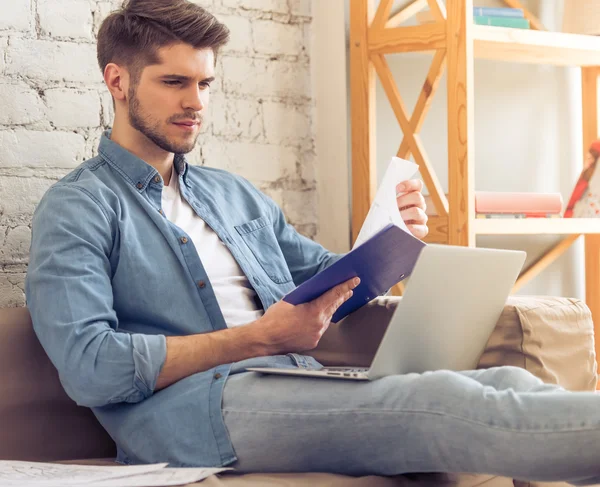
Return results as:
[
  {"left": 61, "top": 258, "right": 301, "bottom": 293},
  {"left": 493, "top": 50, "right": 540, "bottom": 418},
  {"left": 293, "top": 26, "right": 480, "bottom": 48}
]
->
[{"left": 97, "top": 0, "right": 229, "bottom": 83}]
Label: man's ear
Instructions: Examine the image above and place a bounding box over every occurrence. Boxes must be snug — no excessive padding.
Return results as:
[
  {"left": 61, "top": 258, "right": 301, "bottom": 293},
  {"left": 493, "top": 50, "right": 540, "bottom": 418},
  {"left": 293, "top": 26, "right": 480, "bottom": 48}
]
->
[{"left": 104, "top": 63, "right": 129, "bottom": 103}]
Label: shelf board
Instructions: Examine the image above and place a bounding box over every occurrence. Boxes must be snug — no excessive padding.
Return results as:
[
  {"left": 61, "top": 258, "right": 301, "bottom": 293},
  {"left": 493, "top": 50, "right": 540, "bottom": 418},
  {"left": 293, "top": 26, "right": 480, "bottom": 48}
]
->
[
  {"left": 474, "top": 218, "right": 600, "bottom": 235},
  {"left": 473, "top": 25, "right": 600, "bottom": 66}
]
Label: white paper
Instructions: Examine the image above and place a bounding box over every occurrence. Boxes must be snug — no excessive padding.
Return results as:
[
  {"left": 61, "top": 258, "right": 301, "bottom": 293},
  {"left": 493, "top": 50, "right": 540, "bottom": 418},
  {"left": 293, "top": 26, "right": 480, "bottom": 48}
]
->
[
  {"left": 352, "top": 157, "right": 420, "bottom": 249},
  {"left": 86, "top": 467, "right": 231, "bottom": 486},
  {"left": 0, "top": 460, "right": 231, "bottom": 487}
]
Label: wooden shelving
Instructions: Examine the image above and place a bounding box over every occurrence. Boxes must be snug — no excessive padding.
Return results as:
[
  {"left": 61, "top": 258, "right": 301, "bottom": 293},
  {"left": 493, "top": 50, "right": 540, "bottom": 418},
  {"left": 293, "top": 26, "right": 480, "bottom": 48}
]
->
[
  {"left": 474, "top": 218, "right": 600, "bottom": 235},
  {"left": 426, "top": 216, "right": 600, "bottom": 238},
  {"left": 473, "top": 25, "right": 600, "bottom": 66},
  {"left": 350, "top": 0, "right": 600, "bottom": 365},
  {"left": 368, "top": 22, "right": 600, "bottom": 65}
]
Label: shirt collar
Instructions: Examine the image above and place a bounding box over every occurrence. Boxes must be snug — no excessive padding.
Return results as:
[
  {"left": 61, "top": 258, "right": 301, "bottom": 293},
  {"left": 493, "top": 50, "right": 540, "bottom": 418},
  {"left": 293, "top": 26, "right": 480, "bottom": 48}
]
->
[{"left": 98, "top": 129, "right": 189, "bottom": 190}]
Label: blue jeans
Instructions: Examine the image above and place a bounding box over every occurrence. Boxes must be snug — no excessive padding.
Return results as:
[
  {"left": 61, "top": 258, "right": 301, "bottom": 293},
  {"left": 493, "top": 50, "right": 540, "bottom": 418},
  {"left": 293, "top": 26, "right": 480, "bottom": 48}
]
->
[{"left": 222, "top": 365, "right": 600, "bottom": 485}]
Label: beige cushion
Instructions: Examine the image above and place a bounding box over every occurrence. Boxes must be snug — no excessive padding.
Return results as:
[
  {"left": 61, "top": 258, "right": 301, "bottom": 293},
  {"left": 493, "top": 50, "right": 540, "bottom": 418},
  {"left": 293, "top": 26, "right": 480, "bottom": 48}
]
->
[{"left": 478, "top": 295, "right": 597, "bottom": 392}]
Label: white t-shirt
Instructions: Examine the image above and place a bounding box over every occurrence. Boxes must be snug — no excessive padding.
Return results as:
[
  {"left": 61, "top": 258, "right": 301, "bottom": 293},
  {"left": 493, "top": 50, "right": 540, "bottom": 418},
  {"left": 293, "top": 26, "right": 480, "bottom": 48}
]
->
[{"left": 161, "top": 165, "right": 265, "bottom": 328}]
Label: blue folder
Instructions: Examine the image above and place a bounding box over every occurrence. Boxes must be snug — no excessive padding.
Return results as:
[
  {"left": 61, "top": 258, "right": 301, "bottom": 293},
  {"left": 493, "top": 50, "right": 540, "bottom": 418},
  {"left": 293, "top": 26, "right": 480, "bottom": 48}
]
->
[{"left": 283, "top": 224, "right": 427, "bottom": 323}]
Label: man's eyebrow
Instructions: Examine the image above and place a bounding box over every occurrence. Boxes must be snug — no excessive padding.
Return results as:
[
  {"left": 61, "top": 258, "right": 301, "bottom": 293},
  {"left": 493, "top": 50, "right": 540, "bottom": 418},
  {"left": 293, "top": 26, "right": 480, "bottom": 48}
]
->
[{"left": 160, "top": 74, "right": 215, "bottom": 83}]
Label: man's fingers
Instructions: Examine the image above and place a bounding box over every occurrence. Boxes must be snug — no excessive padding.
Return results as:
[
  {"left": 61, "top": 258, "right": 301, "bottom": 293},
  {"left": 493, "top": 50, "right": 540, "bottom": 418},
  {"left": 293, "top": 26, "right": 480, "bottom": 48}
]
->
[
  {"left": 323, "top": 289, "right": 353, "bottom": 318},
  {"left": 397, "top": 191, "right": 426, "bottom": 212},
  {"left": 314, "top": 277, "right": 360, "bottom": 314},
  {"left": 401, "top": 206, "right": 428, "bottom": 225},
  {"left": 396, "top": 179, "right": 423, "bottom": 194},
  {"left": 407, "top": 224, "right": 429, "bottom": 240}
]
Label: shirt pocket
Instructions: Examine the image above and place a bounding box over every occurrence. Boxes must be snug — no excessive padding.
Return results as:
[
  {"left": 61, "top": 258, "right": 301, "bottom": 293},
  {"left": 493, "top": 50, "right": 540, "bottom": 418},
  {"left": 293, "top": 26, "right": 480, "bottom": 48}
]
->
[{"left": 234, "top": 216, "right": 293, "bottom": 284}]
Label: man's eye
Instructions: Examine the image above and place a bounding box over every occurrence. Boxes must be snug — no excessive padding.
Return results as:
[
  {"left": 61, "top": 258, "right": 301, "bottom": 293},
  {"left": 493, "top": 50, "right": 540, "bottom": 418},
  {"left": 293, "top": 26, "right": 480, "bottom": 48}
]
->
[
  {"left": 163, "top": 80, "right": 181, "bottom": 86},
  {"left": 200, "top": 82, "right": 211, "bottom": 89}
]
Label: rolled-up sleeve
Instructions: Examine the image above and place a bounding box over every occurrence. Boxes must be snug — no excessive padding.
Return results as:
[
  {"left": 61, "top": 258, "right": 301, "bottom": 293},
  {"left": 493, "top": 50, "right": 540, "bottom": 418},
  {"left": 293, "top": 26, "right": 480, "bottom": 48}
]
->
[{"left": 25, "top": 185, "right": 166, "bottom": 408}]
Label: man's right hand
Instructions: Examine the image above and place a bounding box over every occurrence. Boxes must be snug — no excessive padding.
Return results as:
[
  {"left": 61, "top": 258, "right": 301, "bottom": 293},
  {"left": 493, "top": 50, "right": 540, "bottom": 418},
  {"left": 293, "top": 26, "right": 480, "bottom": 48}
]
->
[{"left": 252, "top": 277, "right": 361, "bottom": 355}]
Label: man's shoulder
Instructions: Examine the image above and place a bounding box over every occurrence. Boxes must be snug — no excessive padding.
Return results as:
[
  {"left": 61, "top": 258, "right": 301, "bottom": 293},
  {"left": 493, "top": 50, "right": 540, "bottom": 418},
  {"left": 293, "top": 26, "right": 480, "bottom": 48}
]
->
[{"left": 39, "top": 156, "right": 120, "bottom": 218}]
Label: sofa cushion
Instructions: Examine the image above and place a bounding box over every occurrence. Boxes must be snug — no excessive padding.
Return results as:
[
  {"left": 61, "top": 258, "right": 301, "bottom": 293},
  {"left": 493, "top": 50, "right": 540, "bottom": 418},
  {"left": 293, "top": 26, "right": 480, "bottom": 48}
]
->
[{"left": 478, "top": 295, "right": 597, "bottom": 392}]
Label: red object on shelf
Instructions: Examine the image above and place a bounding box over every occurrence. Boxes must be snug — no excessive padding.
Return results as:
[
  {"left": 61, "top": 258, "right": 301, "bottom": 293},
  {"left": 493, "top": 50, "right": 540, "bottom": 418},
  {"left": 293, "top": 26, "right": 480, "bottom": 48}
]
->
[{"left": 564, "top": 140, "right": 600, "bottom": 218}]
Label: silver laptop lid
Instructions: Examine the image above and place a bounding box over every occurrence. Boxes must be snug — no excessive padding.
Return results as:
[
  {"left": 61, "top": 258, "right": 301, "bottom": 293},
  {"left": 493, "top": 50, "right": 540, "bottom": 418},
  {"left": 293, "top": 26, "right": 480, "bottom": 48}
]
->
[{"left": 368, "top": 245, "right": 526, "bottom": 379}]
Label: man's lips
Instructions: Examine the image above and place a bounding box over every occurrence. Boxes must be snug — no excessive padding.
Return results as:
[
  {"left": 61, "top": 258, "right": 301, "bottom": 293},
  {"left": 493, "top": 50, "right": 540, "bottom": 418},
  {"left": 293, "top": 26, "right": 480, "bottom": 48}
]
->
[{"left": 173, "top": 121, "right": 200, "bottom": 127}]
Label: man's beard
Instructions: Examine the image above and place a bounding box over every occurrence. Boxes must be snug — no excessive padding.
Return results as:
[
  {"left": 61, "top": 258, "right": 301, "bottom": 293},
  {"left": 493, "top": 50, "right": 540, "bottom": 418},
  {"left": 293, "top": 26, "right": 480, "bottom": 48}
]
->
[{"left": 128, "top": 87, "right": 201, "bottom": 155}]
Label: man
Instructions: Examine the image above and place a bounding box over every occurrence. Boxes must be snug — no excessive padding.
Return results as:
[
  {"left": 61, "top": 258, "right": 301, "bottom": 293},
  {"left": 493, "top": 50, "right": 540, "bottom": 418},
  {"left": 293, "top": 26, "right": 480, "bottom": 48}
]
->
[{"left": 24, "top": 0, "right": 600, "bottom": 484}]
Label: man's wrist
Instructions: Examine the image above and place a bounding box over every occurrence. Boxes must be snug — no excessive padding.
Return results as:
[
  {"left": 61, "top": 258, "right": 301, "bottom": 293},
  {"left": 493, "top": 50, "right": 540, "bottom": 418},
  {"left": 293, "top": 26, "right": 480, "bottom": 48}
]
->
[{"left": 243, "top": 317, "right": 275, "bottom": 357}]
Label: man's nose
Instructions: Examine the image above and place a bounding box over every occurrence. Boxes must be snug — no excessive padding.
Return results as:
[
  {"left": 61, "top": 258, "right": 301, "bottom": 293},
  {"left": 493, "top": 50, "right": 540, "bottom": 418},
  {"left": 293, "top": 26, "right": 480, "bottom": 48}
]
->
[{"left": 183, "top": 86, "right": 205, "bottom": 112}]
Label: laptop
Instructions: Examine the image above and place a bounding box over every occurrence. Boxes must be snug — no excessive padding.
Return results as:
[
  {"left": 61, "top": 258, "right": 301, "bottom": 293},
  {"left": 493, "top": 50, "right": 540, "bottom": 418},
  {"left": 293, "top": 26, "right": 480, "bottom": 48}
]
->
[{"left": 247, "top": 244, "right": 526, "bottom": 381}]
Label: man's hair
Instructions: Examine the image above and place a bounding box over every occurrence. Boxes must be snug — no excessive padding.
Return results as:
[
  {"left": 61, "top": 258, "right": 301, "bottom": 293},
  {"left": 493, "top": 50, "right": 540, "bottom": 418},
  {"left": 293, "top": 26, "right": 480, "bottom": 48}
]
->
[{"left": 97, "top": 0, "right": 229, "bottom": 83}]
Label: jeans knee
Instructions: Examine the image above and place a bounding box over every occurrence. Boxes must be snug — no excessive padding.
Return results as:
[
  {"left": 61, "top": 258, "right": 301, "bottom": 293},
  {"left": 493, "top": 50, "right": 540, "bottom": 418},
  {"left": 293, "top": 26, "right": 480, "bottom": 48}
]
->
[{"left": 486, "top": 366, "right": 546, "bottom": 391}]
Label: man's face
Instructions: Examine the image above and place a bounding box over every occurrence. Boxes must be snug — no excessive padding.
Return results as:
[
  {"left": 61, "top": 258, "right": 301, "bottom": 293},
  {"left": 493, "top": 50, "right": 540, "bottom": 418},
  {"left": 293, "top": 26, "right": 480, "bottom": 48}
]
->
[{"left": 127, "top": 43, "right": 215, "bottom": 155}]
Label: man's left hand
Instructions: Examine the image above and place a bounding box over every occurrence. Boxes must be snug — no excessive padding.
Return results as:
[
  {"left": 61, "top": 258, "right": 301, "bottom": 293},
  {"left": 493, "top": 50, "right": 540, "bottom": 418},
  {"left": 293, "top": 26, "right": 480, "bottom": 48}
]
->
[{"left": 396, "top": 179, "right": 428, "bottom": 240}]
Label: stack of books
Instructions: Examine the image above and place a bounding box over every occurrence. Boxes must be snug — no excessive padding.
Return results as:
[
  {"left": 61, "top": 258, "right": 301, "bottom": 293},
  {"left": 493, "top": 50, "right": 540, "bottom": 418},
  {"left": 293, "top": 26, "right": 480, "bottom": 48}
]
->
[
  {"left": 475, "top": 192, "right": 563, "bottom": 219},
  {"left": 417, "top": 6, "right": 531, "bottom": 29},
  {"left": 423, "top": 192, "right": 564, "bottom": 218}
]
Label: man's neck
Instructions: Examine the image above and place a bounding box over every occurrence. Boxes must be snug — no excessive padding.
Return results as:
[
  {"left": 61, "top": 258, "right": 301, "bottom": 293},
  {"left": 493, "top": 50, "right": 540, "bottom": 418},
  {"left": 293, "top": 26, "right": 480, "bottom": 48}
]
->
[{"left": 110, "top": 119, "right": 174, "bottom": 186}]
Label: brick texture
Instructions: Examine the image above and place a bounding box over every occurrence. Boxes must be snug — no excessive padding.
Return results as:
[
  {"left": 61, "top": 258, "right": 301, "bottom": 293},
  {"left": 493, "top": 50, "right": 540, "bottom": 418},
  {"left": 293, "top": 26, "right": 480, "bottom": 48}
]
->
[{"left": 0, "top": 0, "right": 317, "bottom": 307}]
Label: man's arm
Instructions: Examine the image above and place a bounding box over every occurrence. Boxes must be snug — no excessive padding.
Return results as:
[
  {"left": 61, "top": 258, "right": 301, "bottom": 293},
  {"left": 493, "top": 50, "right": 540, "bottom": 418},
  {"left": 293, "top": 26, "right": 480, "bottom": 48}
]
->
[
  {"left": 26, "top": 186, "right": 172, "bottom": 408},
  {"left": 155, "top": 326, "right": 266, "bottom": 390},
  {"left": 156, "top": 274, "right": 359, "bottom": 390}
]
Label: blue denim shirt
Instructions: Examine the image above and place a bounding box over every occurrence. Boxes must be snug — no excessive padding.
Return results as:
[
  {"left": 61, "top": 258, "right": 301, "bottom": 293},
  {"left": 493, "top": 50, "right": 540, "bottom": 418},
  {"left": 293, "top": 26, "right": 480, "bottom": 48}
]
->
[{"left": 25, "top": 130, "right": 342, "bottom": 467}]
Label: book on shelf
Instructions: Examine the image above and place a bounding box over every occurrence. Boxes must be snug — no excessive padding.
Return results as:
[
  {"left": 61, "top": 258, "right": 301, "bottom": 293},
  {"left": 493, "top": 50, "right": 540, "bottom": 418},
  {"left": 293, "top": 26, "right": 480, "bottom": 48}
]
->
[
  {"left": 476, "top": 213, "right": 562, "bottom": 219},
  {"left": 473, "top": 7, "right": 525, "bottom": 18},
  {"left": 475, "top": 191, "right": 563, "bottom": 217},
  {"left": 424, "top": 191, "right": 564, "bottom": 217},
  {"left": 474, "top": 16, "right": 530, "bottom": 29},
  {"left": 416, "top": 8, "right": 530, "bottom": 29}
]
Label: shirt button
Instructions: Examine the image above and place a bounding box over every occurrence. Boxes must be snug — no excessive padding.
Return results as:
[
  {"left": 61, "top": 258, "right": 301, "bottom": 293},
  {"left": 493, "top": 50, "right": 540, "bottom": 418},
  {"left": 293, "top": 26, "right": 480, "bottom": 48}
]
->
[
  {"left": 136, "top": 182, "right": 143, "bottom": 189},
  {"left": 197, "top": 280, "right": 206, "bottom": 288},
  {"left": 214, "top": 373, "right": 222, "bottom": 380},
  {"left": 180, "top": 236, "right": 188, "bottom": 244},
  {"left": 154, "top": 175, "right": 161, "bottom": 183},
  {"left": 159, "top": 209, "right": 165, "bottom": 216}
]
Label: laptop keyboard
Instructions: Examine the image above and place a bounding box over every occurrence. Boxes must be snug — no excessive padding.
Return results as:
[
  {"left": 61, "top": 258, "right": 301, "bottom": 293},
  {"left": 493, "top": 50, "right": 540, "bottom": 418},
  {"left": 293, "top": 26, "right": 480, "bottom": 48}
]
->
[{"left": 322, "top": 368, "right": 368, "bottom": 373}]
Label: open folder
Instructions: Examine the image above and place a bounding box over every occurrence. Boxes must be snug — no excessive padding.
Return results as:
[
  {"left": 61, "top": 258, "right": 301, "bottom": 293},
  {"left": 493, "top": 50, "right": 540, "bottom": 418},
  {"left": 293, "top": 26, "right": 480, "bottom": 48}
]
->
[{"left": 283, "top": 223, "right": 427, "bottom": 323}]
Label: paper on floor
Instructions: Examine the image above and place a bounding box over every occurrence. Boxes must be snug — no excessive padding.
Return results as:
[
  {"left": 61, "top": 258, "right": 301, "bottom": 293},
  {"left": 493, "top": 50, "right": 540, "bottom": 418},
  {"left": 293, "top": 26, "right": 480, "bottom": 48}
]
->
[
  {"left": 352, "top": 157, "right": 419, "bottom": 250},
  {"left": 0, "top": 460, "right": 231, "bottom": 486}
]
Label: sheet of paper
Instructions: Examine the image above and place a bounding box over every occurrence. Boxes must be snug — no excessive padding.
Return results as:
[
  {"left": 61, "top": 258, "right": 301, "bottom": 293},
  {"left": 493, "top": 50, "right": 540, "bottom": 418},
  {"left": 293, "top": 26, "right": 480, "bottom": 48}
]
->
[
  {"left": 85, "top": 467, "right": 232, "bottom": 486},
  {"left": 0, "top": 460, "right": 231, "bottom": 487},
  {"left": 352, "top": 157, "right": 420, "bottom": 249}
]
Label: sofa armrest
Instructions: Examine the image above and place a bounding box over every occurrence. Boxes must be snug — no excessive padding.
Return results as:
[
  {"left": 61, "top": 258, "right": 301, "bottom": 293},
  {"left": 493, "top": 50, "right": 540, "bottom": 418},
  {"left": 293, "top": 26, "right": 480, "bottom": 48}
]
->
[{"left": 305, "top": 295, "right": 598, "bottom": 393}]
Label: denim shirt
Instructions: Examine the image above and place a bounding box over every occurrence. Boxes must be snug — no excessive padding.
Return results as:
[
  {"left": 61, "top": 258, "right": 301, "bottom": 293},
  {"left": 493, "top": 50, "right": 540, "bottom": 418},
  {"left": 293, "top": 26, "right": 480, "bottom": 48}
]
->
[{"left": 25, "top": 130, "right": 342, "bottom": 467}]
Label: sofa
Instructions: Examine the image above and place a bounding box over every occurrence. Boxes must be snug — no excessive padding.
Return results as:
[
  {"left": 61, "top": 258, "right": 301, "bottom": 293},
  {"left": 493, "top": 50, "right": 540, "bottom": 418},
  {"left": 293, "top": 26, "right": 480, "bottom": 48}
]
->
[{"left": 0, "top": 294, "right": 597, "bottom": 487}]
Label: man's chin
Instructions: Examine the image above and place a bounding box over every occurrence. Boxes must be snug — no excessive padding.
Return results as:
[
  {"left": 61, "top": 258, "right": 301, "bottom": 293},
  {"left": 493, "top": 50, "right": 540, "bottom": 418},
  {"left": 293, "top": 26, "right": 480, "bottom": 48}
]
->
[{"left": 158, "top": 135, "right": 198, "bottom": 155}]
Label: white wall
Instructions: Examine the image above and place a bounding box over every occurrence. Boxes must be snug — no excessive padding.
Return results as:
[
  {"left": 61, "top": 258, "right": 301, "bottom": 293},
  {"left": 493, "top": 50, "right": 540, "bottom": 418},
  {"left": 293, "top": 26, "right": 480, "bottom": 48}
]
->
[
  {"left": 312, "top": 0, "right": 351, "bottom": 253},
  {"left": 369, "top": 0, "right": 585, "bottom": 298}
]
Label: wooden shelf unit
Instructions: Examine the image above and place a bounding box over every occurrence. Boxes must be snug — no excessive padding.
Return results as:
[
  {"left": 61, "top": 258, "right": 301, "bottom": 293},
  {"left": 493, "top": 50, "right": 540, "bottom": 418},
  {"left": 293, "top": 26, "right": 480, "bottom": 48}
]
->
[
  {"left": 349, "top": 0, "right": 600, "bottom": 360},
  {"left": 371, "top": 24, "right": 600, "bottom": 65}
]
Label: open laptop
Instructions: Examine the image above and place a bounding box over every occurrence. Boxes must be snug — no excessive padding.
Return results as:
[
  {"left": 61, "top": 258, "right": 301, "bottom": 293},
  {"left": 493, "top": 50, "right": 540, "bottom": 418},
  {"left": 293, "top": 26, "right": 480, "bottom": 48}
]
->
[{"left": 247, "top": 244, "right": 526, "bottom": 381}]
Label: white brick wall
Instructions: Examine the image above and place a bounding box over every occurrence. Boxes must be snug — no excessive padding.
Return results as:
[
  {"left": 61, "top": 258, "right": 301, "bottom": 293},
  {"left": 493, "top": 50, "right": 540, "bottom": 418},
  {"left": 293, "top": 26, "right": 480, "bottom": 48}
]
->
[
  {"left": 0, "top": 37, "right": 7, "bottom": 73},
  {"left": 0, "top": 0, "right": 317, "bottom": 307},
  {"left": 38, "top": 0, "right": 94, "bottom": 40},
  {"left": 0, "top": 0, "right": 35, "bottom": 33}
]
